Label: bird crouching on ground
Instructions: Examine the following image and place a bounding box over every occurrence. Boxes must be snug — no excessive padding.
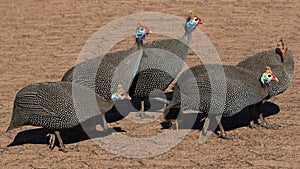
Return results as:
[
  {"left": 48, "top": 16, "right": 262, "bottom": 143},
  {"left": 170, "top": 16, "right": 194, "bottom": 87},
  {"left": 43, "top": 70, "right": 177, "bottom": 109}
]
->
[
  {"left": 236, "top": 39, "right": 294, "bottom": 128},
  {"left": 61, "top": 23, "right": 150, "bottom": 104},
  {"left": 6, "top": 82, "right": 131, "bottom": 152},
  {"left": 129, "top": 10, "right": 204, "bottom": 118},
  {"left": 162, "top": 64, "right": 279, "bottom": 139}
]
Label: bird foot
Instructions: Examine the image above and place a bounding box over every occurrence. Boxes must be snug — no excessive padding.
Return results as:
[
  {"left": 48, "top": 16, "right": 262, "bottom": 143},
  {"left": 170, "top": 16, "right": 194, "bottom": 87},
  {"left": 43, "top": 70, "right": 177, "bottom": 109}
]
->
[
  {"left": 59, "top": 146, "right": 79, "bottom": 153},
  {"left": 136, "top": 111, "right": 154, "bottom": 119},
  {"left": 259, "top": 123, "right": 280, "bottom": 129},
  {"left": 218, "top": 133, "right": 234, "bottom": 140},
  {"left": 169, "top": 122, "right": 179, "bottom": 131},
  {"left": 249, "top": 123, "right": 260, "bottom": 129},
  {"left": 46, "top": 133, "right": 56, "bottom": 150},
  {"left": 250, "top": 123, "right": 280, "bottom": 129}
]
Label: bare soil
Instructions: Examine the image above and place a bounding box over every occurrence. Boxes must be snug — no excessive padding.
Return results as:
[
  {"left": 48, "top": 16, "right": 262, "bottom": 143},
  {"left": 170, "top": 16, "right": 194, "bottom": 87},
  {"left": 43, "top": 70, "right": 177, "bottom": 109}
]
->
[{"left": 0, "top": 0, "right": 299, "bottom": 168}]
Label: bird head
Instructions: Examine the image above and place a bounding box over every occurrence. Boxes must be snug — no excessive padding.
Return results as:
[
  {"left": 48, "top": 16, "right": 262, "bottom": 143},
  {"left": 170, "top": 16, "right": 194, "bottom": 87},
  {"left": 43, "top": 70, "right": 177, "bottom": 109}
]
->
[
  {"left": 185, "top": 10, "right": 203, "bottom": 34},
  {"left": 260, "top": 66, "right": 279, "bottom": 86},
  {"left": 111, "top": 85, "right": 131, "bottom": 102},
  {"left": 136, "top": 23, "right": 151, "bottom": 41}
]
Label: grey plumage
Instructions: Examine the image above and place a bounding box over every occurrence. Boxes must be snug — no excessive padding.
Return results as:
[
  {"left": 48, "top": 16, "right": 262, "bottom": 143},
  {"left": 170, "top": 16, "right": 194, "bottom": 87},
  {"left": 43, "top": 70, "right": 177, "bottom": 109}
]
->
[
  {"left": 6, "top": 24, "right": 146, "bottom": 151},
  {"left": 6, "top": 82, "right": 113, "bottom": 151},
  {"left": 129, "top": 37, "right": 191, "bottom": 98},
  {"left": 236, "top": 40, "right": 294, "bottom": 98},
  {"left": 61, "top": 15, "right": 203, "bottom": 117},
  {"left": 236, "top": 39, "right": 294, "bottom": 127},
  {"left": 129, "top": 14, "right": 203, "bottom": 115},
  {"left": 62, "top": 28, "right": 147, "bottom": 101},
  {"left": 62, "top": 45, "right": 142, "bottom": 97},
  {"left": 7, "top": 82, "right": 111, "bottom": 132},
  {"left": 62, "top": 36, "right": 191, "bottom": 100},
  {"left": 163, "top": 64, "right": 278, "bottom": 137}
]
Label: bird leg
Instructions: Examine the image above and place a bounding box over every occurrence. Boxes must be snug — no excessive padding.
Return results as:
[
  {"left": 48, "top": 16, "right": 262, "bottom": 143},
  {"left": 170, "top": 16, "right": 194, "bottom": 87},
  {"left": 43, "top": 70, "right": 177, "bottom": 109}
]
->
[
  {"left": 46, "top": 131, "right": 56, "bottom": 150},
  {"left": 46, "top": 130, "right": 65, "bottom": 151},
  {"left": 54, "top": 131, "right": 67, "bottom": 152},
  {"left": 101, "top": 113, "right": 108, "bottom": 132},
  {"left": 137, "top": 100, "right": 154, "bottom": 119},
  {"left": 46, "top": 130, "right": 78, "bottom": 152},
  {"left": 175, "top": 120, "right": 179, "bottom": 131},
  {"left": 55, "top": 130, "right": 79, "bottom": 152},
  {"left": 249, "top": 105, "right": 258, "bottom": 129},
  {"left": 249, "top": 104, "right": 279, "bottom": 129},
  {"left": 216, "top": 117, "right": 232, "bottom": 139},
  {"left": 200, "top": 117, "right": 210, "bottom": 138},
  {"left": 258, "top": 113, "right": 279, "bottom": 129}
]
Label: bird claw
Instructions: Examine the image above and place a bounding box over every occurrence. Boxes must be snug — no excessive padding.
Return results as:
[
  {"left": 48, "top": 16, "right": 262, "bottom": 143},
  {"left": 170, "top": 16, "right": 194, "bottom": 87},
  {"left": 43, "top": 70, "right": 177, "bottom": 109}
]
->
[
  {"left": 46, "top": 133, "right": 56, "bottom": 150},
  {"left": 136, "top": 111, "right": 154, "bottom": 119},
  {"left": 249, "top": 123, "right": 260, "bottom": 129},
  {"left": 218, "top": 133, "right": 234, "bottom": 140},
  {"left": 59, "top": 146, "right": 79, "bottom": 153},
  {"left": 249, "top": 123, "right": 280, "bottom": 129},
  {"left": 260, "top": 123, "right": 280, "bottom": 129}
]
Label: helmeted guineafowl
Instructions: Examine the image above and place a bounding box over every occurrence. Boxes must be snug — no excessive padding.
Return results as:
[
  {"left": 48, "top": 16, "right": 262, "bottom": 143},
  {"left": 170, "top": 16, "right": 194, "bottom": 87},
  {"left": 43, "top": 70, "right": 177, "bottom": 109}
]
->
[
  {"left": 61, "top": 12, "right": 203, "bottom": 119},
  {"left": 236, "top": 39, "right": 294, "bottom": 128},
  {"left": 129, "top": 11, "right": 204, "bottom": 118},
  {"left": 61, "top": 23, "right": 150, "bottom": 116},
  {"left": 162, "top": 64, "right": 279, "bottom": 138},
  {"left": 6, "top": 82, "right": 131, "bottom": 151},
  {"left": 6, "top": 24, "right": 148, "bottom": 151}
]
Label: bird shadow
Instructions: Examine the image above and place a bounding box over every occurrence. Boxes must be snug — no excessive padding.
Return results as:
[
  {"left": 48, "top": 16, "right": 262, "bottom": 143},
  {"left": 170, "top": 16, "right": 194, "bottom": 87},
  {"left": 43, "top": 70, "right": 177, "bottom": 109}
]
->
[
  {"left": 161, "top": 101, "right": 280, "bottom": 131},
  {"left": 105, "top": 98, "right": 166, "bottom": 122},
  {"left": 7, "top": 119, "right": 125, "bottom": 148},
  {"left": 7, "top": 101, "right": 279, "bottom": 148},
  {"left": 6, "top": 99, "right": 163, "bottom": 148}
]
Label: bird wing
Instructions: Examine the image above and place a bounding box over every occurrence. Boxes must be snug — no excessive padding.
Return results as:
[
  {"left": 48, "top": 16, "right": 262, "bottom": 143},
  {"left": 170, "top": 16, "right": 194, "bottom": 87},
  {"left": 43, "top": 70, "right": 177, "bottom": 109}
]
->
[{"left": 173, "top": 65, "right": 269, "bottom": 116}]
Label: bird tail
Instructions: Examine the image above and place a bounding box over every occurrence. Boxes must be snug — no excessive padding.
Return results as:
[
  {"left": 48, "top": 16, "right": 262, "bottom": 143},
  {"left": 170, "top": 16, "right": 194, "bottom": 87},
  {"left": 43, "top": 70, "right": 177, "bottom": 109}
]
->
[
  {"left": 6, "top": 121, "right": 15, "bottom": 132},
  {"left": 6, "top": 105, "right": 25, "bottom": 132}
]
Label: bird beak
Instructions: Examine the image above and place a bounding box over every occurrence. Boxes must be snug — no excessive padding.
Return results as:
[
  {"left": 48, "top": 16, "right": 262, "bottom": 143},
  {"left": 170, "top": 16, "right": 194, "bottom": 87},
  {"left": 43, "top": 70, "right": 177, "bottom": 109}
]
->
[
  {"left": 200, "top": 19, "right": 204, "bottom": 25},
  {"left": 273, "top": 76, "right": 279, "bottom": 82},
  {"left": 126, "top": 94, "right": 132, "bottom": 100}
]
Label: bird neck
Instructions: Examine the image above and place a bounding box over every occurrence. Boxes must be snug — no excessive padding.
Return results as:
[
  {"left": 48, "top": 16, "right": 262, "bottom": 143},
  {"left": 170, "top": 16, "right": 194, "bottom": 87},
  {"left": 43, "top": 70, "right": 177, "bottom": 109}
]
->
[
  {"left": 179, "top": 32, "right": 192, "bottom": 46},
  {"left": 136, "top": 38, "right": 144, "bottom": 50}
]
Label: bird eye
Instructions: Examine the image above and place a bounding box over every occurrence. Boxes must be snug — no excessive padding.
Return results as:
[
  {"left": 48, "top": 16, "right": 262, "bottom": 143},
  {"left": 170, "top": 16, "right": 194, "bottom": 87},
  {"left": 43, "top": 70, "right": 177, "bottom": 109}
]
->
[
  {"left": 194, "top": 18, "right": 198, "bottom": 21},
  {"left": 140, "top": 27, "right": 144, "bottom": 32},
  {"left": 267, "top": 73, "right": 272, "bottom": 78},
  {"left": 119, "top": 92, "right": 124, "bottom": 97}
]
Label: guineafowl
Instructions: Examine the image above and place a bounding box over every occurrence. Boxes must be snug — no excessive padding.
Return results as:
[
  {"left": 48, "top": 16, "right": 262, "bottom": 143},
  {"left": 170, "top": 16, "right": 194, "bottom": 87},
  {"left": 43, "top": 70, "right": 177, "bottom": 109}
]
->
[
  {"left": 61, "top": 23, "right": 150, "bottom": 108},
  {"left": 62, "top": 23, "right": 150, "bottom": 89},
  {"left": 6, "top": 24, "right": 148, "bottom": 151},
  {"left": 236, "top": 39, "right": 294, "bottom": 128},
  {"left": 129, "top": 11, "right": 203, "bottom": 118},
  {"left": 6, "top": 82, "right": 131, "bottom": 151},
  {"left": 162, "top": 65, "right": 279, "bottom": 138},
  {"left": 61, "top": 12, "right": 203, "bottom": 119}
]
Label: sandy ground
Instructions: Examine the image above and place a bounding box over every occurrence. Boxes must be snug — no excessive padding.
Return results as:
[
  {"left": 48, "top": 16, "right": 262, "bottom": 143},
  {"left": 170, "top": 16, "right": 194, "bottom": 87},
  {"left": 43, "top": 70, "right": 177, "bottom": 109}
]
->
[{"left": 0, "top": 0, "right": 299, "bottom": 168}]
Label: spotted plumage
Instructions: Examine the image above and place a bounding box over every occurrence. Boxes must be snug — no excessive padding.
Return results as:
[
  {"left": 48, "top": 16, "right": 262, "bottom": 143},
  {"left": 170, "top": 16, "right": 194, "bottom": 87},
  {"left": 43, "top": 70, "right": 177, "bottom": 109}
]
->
[
  {"left": 163, "top": 64, "right": 278, "bottom": 138},
  {"left": 62, "top": 24, "right": 149, "bottom": 101},
  {"left": 7, "top": 82, "right": 112, "bottom": 131},
  {"left": 236, "top": 39, "right": 294, "bottom": 127},
  {"left": 6, "top": 25, "right": 146, "bottom": 151},
  {"left": 237, "top": 39, "right": 294, "bottom": 97},
  {"left": 129, "top": 11, "right": 203, "bottom": 115},
  {"left": 61, "top": 12, "right": 203, "bottom": 117},
  {"left": 6, "top": 82, "right": 115, "bottom": 151}
]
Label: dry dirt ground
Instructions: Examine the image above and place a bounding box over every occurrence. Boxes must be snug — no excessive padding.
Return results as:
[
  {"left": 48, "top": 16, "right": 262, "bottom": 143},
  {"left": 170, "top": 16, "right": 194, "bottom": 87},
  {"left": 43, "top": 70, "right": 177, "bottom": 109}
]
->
[{"left": 0, "top": 0, "right": 299, "bottom": 168}]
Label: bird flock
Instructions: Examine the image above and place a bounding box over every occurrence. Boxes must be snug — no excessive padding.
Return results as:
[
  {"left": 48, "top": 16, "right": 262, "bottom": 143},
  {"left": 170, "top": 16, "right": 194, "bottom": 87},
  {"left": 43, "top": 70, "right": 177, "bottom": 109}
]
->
[{"left": 6, "top": 11, "right": 294, "bottom": 151}]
